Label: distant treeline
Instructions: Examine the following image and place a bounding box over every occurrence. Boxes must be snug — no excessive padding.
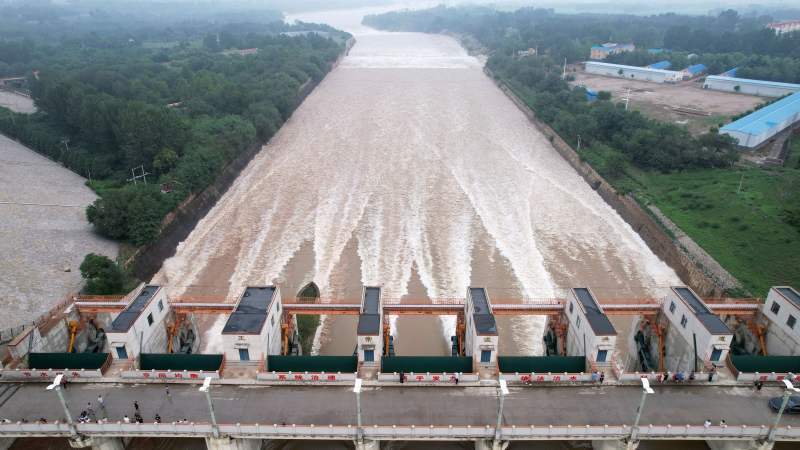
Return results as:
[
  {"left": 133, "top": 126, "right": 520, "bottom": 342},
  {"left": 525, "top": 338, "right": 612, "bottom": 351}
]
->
[
  {"left": 0, "top": 20, "right": 348, "bottom": 245},
  {"left": 366, "top": 6, "right": 739, "bottom": 179},
  {"left": 364, "top": 6, "right": 800, "bottom": 79}
]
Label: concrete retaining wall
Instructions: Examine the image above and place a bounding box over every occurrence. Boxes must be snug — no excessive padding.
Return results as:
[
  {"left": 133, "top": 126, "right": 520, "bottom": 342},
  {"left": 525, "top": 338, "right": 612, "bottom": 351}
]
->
[
  {"left": 485, "top": 68, "right": 736, "bottom": 297},
  {"left": 120, "top": 369, "right": 219, "bottom": 381},
  {"left": 500, "top": 372, "right": 592, "bottom": 383},
  {"left": 257, "top": 371, "right": 356, "bottom": 382},
  {"left": 0, "top": 368, "right": 103, "bottom": 381}
]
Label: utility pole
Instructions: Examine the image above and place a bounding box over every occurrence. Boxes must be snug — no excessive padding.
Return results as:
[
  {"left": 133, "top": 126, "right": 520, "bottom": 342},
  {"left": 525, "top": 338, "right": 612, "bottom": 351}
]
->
[
  {"left": 630, "top": 378, "right": 654, "bottom": 444},
  {"left": 47, "top": 374, "right": 77, "bottom": 436},
  {"left": 562, "top": 57, "right": 567, "bottom": 80},
  {"left": 736, "top": 173, "right": 745, "bottom": 195},
  {"left": 577, "top": 134, "right": 582, "bottom": 152},
  {"left": 353, "top": 378, "right": 363, "bottom": 444},
  {"left": 494, "top": 379, "right": 509, "bottom": 442},
  {"left": 768, "top": 379, "right": 800, "bottom": 442},
  {"left": 199, "top": 377, "right": 220, "bottom": 438},
  {"left": 128, "top": 165, "right": 150, "bottom": 185},
  {"left": 623, "top": 88, "right": 631, "bottom": 111}
]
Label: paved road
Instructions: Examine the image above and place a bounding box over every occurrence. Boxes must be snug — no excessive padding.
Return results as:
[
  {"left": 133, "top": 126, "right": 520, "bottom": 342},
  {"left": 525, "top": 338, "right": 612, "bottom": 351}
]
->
[{"left": 0, "top": 384, "right": 797, "bottom": 428}]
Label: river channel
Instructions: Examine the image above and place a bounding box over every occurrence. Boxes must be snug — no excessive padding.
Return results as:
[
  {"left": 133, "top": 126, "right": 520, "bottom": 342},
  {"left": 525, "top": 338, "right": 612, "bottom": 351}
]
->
[{"left": 154, "top": 6, "right": 680, "bottom": 357}]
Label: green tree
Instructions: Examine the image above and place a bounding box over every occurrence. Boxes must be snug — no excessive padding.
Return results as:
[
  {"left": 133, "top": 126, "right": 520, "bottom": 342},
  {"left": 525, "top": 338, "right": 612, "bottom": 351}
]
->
[{"left": 79, "top": 253, "right": 125, "bottom": 295}]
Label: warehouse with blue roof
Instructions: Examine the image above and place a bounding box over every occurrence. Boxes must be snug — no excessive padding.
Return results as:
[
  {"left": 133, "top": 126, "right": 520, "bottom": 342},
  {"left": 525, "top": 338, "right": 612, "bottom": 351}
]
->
[
  {"left": 720, "top": 91, "right": 800, "bottom": 148},
  {"left": 647, "top": 60, "right": 671, "bottom": 70}
]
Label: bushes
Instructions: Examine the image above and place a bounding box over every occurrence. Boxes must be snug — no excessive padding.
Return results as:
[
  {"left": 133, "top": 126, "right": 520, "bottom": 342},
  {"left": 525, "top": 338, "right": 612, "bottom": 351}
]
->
[{"left": 79, "top": 253, "right": 128, "bottom": 295}]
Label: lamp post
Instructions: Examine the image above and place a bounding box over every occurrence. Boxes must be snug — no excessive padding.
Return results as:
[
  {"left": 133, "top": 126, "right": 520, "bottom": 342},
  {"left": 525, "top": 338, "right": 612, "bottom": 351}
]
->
[
  {"left": 353, "top": 378, "right": 363, "bottom": 444},
  {"left": 46, "top": 374, "right": 77, "bottom": 436},
  {"left": 768, "top": 379, "right": 800, "bottom": 442},
  {"left": 630, "top": 377, "right": 655, "bottom": 443},
  {"left": 199, "top": 377, "right": 220, "bottom": 438},
  {"left": 495, "top": 379, "right": 509, "bottom": 441}
]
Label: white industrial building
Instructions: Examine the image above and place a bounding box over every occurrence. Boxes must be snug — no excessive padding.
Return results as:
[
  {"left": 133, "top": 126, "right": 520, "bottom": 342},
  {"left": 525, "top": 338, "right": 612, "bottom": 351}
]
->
[
  {"left": 221, "top": 286, "right": 283, "bottom": 363},
  {"left": 662, "top": 287, "right": 732, "bottom": 371},
  {"left": 564, "top": 288, "right": 617, "bottom": 367},
  {"left": 720, "top": 91, "right": 800, "bottom": 148},
  {"left": 464, "top": 287, "right": 499, "bottom": 372},
  {"left": 584, "top": 61, "right": 682, "bottom": 83},
  {"left": 356, "top": 286, "right": 383, "bottom": 368},
  {"left": 105, "top": 285, "right": 170, "bottom": 360},
  {"left": 703, "top": 75, "right": 800, "bottom": 98},
  {"left": 762, "top": 287, "right": 800, "bottom": 356}
]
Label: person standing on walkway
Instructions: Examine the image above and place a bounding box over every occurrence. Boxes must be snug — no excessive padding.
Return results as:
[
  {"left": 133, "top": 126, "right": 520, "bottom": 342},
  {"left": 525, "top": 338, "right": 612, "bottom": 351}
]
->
[
  {"left": 134, "top": 400, "right": 139, "bottom": 412},
  {"left": 123, "top": 415, "right": 130, "bottom": 424},
  {"left": 86, "top": 403, "right": 96, "bottom": 422},
  {"left": 708, "top": 364, "right": 716, "bottom": 382},
  {"left": 599, "top": 371, "right": 605, "bottom": 383},
  {"left": 165, "top": 386, "right": 172, "bottom": 403},
  {"left": 704, "top": 419, "right": 711, "bottom": 428}
]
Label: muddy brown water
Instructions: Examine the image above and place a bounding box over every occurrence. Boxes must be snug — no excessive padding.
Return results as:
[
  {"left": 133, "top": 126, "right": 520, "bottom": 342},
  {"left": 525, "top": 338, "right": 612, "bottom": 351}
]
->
[{"left": 154, "top": 7, "right": 681, "bottom": 358}]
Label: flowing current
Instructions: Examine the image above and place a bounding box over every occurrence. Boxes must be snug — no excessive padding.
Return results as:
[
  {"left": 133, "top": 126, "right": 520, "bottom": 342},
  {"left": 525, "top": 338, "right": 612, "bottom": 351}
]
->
[{"left": 154, "top": 7, "right": 680, "bottom": 357}]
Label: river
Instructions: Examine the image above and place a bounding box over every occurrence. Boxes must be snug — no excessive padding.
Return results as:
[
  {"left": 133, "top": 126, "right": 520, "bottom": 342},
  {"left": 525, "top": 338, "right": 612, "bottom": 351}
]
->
[{"left": 154, "top": 6, "right": 680, "bottom": 358}]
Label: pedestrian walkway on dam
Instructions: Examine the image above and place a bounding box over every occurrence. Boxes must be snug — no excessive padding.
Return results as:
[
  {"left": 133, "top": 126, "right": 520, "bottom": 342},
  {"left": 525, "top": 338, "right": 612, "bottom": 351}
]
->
[{"left": 0, "top": 383, "right": 797, "bottom": 429}]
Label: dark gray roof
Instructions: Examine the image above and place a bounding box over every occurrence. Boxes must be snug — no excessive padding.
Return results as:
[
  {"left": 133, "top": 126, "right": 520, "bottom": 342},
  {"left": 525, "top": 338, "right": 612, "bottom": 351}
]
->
[
  {"left": 674, "top": 287, "right": 731, "bottom": 335},
  {"left": 110, "top": 285, "right": 159, "bottom": 332},
  {"left": 573, "top": 288, "right": 616, "bottom": 336},
  {"left": 357, "top": 314, "right": 380, "bottom": 335},
  {"left": 777, "top": 287, "right": 800, "bottom": 309},
  {"left": 469, "top": 287, "right": 497, "bottom": 335},
  {"left": 363, "top": 287, "right": 380, "bottom": 314},
  {"left": 222, "top": 286, "right": 275, "bottom": 334}
]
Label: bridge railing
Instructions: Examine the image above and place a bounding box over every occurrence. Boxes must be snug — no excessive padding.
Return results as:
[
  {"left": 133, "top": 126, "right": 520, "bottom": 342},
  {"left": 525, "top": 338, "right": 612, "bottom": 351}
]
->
[{"left": 0, "top": 422, "right": 797, "bottom": 440}]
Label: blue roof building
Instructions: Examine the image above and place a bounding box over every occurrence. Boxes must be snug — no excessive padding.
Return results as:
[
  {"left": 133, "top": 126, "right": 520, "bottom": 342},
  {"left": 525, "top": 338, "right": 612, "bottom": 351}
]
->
[
  {"left": 704, "top": 75, "right": 800, "bottom": 98},
  {"left": 684, "top": 64, "right": 707, "bottom": 76},
  {"left": 720, "top": 67, "right": 739, "bottom": 77},
  {"left": 720, "top": 91, "right": 800, "bottom": 148},
  {"left": 647, "top": 60, "right": 672, "bottom": 70}
]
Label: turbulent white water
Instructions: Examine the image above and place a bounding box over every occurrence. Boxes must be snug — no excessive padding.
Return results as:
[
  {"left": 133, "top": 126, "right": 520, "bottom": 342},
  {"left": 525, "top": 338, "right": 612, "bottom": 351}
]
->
[{"left": 154, "top": 7, "right": 680, "bottom": 356}]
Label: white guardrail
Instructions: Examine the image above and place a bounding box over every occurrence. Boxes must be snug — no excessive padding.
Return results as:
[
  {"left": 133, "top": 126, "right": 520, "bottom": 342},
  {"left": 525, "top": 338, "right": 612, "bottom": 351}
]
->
[
  {"left": 0, "top": 423, "right": 798, "bottom": 440},
  {"left": 257, "top": 372, "right": 357, "bottom": 382},
  {"left": 120, "top": 370, "right": 220, "bottom": 381},
  {"left": 736, "top": 372, "right": 800, "bottom": 382},
  {"left": 0, "top": 369, "right": 104, "bottom": 381}
]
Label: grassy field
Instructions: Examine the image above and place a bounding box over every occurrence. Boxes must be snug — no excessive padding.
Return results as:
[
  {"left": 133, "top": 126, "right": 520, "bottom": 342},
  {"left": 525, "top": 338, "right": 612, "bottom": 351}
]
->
[{"left": 632, "top": 146, "right": 800, "bottom": 296}]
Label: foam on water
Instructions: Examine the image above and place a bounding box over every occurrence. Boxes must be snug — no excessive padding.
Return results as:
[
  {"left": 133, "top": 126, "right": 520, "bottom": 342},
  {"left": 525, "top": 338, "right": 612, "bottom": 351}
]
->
[{"left": 155, "top": 7, "right": 680, "bottom": 357}]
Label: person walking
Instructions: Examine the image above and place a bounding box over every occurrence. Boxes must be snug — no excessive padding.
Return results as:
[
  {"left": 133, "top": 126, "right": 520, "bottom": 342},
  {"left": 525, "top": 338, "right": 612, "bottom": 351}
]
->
[
  {"left": 599, "top": 371, "right": 605, "bottom": 383},
  {"left": 708, "top": 365, "right": 716, "bottom": 382},
  {"left": 133, "top": 400, "right": 139, "bottom": 412},
  {"left": 165, "top": 386, "right": 172, "bottom": 402},
  {"left": 86, "top": 404, "right": 96, "bottom": 422},
  {"left": 399, "top": 372, "right": 404, "bottom": 384},
  {"left": 97, "top": 395, "right": 105, "bottom": 409}
]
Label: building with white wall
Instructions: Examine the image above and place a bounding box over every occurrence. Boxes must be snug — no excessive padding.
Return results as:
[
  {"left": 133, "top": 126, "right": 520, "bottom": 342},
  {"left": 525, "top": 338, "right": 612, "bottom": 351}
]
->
[
  {"left": 703, "top": 75, "right": 800, "bottom": 98},
  {"left": 464, "top": 287, "right": 498, "bottom": 372},
  {"left": 585, "top": 61, "right": 682, "bottom": 83},
  {"left": 590, "top": 43, "right": 635, "bottom": 60},
  {"left": 720, "top": 91, "right": 800, "bottom": 148},
  {"left": 662, "top": 287, "right": 732, "bottom": 371},
  {"left": 105, "top": 285, "right": 170, "bottom": 361},
  {"left": 762, "top": 287, "right": 800, "bottom": 356},
  {"left": 221, "top": 286, "right": 283, "bottom": 363},
  {"left": 767, "top": 20, "right": 800, "bottom": 34},
  {"left": 356, "top": 286, "right": 383, "bottom": 369},
  {"left": 564, "top": 288, "right": 617, "bottom": 368}
]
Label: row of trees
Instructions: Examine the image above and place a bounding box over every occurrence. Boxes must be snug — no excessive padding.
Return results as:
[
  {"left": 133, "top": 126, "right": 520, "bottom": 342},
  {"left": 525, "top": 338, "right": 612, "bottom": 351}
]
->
[
  {"left": 0, "top": 23, "right": 348, "bottom": 245},
  {"left": 488, "top": 54, "right": 737, "bottom": 175},
  {"left": 364, "top": 6, "right": 800, "bottom": 81}
]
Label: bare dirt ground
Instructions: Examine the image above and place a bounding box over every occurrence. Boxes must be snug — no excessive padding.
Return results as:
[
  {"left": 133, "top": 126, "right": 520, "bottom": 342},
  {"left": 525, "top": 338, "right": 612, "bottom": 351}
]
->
[
  {"left": 0, "top": 92, "right": 117, "bottom": 331},
  {"left": 571, "top": 71, "right": 764, "bottom": 135},
  {"left": 0, "top": 90, "right": 36, "bottom": 114}
]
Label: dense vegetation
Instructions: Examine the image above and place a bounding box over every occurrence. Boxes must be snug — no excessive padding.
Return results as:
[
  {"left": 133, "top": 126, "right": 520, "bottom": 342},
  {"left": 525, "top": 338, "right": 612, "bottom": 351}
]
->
[
  {"left": 0, "top": 14, "right": 348, "bottom": 245},
  {"left": 79, "top": 253, "right": 138, "bottom": 295},
  {"left": 365, "top": 6, "right": 800, "bottom": 295},
  {"left": 365, "top": 6, "right": 800, "bottom": 83}
]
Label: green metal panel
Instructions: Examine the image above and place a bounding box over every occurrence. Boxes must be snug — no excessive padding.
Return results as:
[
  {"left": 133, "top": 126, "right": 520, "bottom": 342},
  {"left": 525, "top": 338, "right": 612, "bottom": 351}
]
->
[
  {"left": 139, "top": 354, "right": 223, "bottom": 371},
  {"left": 381, "top": 356, "right": 473, "bottom": 373},
  {"left": 730, "top": 355, "right": 800, "bottom": 373},
  {"left": 498, "top": 356, "right": 586, "bottom": 373},
  {"left": 28, "top": 353, "right": 109, "bottom": 370},
  {"left": 267, "top": 355, "right": 357, "bottom": 373}
]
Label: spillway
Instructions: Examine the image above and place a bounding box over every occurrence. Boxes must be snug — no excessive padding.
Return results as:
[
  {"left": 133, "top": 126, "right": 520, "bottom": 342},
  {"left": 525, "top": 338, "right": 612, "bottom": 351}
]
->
[{"left": 154, "top": 7, "right": 680, "bottom": 357}]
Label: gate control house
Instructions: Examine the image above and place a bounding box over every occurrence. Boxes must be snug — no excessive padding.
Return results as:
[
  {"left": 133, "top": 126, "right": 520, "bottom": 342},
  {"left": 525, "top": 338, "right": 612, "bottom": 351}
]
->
[
  {"left": 465, "top": 287, "right": 498, "bottom": 373},
  {"left": 221, "top": 286, "right": 283, "bottom": 362},
  {"left": 357, "top": 286, "right": 383, "bottom": 368},
  {"left": 663, "top": 287, "right": 732, "bottom": 370},
  {"left": 564, "top": 288, "right": 617, "bottom": 367},
  {"left": 105, "top": 285, "right": 169, "bottom": 360},
  {"left": 762, "top": 287, "right": 800, "bottom": 356}
]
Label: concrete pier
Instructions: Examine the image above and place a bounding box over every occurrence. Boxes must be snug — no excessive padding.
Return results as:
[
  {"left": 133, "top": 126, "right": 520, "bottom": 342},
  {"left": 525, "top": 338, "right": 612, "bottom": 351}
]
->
[
  {"left": 706, "top": 440, "right": 774, "bottom": 450},
  {"left": 592, "top": 439, "right": 638, "bottom": 450},
  {"left": 205, "top": 437, "right": 262, "bottom": 450},
  {"left": 475, "top": 439, "right": 508, "bottom": 450},
  {"left": 69, "top": 436, "right": 125, "bottom": 450},
  {"left": 354, "top": 439, "right": 380, "bottom": 450}
]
